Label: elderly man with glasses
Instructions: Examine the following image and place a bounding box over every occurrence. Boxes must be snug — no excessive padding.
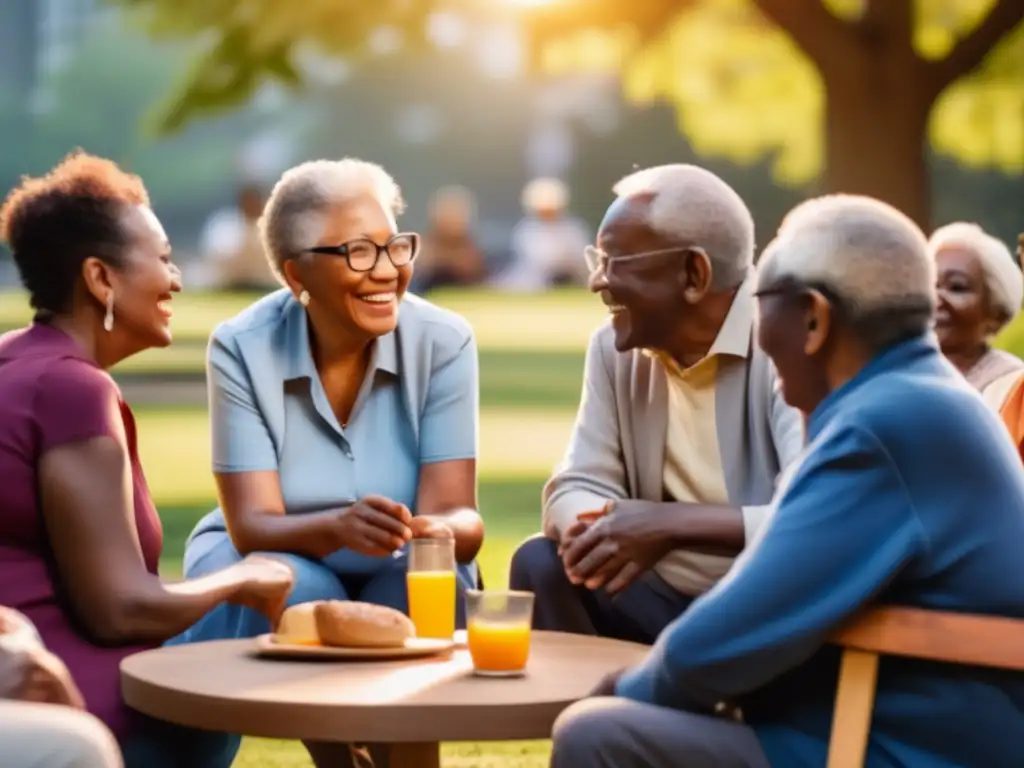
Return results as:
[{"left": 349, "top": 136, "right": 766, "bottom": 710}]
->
[{"left": 509, "top": 164, "right": 803, "bottom": 644}]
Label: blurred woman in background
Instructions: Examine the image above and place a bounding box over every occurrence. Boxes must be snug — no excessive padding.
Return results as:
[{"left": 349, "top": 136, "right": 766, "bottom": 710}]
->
[{"left": 0, "top": 151, "right": 293, "bottom": 768}]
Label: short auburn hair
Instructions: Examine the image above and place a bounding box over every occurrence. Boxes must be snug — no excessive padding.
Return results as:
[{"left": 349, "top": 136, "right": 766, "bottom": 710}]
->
[{"left": 0, "top": 150, "right": 150, "bottom": 315}]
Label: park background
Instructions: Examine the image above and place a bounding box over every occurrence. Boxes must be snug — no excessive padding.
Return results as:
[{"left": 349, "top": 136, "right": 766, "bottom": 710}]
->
[{"left": 0, "top": 1, "right": 1022, "bottom": 765}]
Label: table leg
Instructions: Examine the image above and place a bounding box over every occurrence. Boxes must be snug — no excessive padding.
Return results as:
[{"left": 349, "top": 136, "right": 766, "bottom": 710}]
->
[{"left": 388, "top": 741, "right": 441, "bottom": 768}]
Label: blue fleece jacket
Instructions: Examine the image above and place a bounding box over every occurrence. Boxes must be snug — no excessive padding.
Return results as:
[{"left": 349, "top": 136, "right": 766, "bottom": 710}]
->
[{"left": 616, "top": 335, "right": 1024, "bottom": 767}]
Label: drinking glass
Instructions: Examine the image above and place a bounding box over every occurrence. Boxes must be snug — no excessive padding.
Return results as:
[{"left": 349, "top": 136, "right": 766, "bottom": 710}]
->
[
  {"left": 465, "top": 590, "right": 535, "bottom": 677},
  {"left": 406, "top": 538, "right": 456, "bottom": 639}
]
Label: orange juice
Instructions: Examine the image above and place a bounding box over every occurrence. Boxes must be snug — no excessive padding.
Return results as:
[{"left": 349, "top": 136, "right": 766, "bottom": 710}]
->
[
  {"left": 407, "top": 570, "right": 456, "bottom": 639},
  {"left": 467, "top": 619, "right": 531, "bottom": 674}
]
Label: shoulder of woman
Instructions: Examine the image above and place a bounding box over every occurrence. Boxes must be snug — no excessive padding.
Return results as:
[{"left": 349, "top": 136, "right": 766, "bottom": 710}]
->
[{"left": 36, "top": 356, "right": 119, "bottom": 404}]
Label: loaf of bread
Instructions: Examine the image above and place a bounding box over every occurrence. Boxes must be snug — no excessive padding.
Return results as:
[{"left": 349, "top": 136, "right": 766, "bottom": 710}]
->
[
  {"left": 314, "top": 600, "right": 416, "bottom": 649},
  {"left": 275, "top": 602, "right": 323, "bottom": 645}
]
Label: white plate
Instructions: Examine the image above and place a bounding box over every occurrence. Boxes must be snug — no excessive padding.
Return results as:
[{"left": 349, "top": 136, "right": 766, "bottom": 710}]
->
[{"left": 254, "top": 634, "right": 455, "bottom": 661}]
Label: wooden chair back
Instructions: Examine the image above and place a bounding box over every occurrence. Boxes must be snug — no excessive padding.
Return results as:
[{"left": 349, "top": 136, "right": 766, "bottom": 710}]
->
[{"left": 826, "top": 607, "right": 1024, "bottom": 768}]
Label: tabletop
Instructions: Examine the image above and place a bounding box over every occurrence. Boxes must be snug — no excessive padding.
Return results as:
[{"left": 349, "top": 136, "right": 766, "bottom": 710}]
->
[{"left": 121, "top": 630, "right": 649, "bottom": 744}]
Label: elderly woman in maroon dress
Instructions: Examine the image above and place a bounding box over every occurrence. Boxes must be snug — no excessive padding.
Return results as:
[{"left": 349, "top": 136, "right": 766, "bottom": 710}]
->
[{"left": 0, "top": 151, "right": 294, "bottom": 768}]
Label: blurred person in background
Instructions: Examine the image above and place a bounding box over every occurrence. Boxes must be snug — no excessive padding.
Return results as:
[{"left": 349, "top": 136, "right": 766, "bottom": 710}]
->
[
  {"left": 0, "top": 152, "right": 294, "bottom": 768},
  {"left": 414, "top": 185, "right": 487, "bottom": 293},
  {"left": 929, "top": 223, "right": 1024, "bottom": 456},
  {"left": 1, "top": 605, "right": 123, "bottom": 768},
  {"left": 176, "top": 158, "right": 484, "bottom": 768},
  {"left": 493, "top": 177, "right": 590, "bottom": 291},
  {"left": 193, "top": 183, "right": 278, "bottom": 291}
]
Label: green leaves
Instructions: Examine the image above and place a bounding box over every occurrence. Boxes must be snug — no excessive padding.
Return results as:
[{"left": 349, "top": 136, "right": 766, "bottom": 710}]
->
[{"left": 116, "top": 0, "right": 1024, "bottom": 177}]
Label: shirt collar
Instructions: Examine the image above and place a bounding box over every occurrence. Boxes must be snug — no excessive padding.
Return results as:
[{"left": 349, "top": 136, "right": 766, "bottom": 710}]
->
[
  {"left": 281, "top": 294, "right": 399, "bottom": 383},
  {"left": 651, "top": 271, "right": 755, "bottom": 374},
  {"left": 708, "top": 272, "right": 754, "bottom": 359}
]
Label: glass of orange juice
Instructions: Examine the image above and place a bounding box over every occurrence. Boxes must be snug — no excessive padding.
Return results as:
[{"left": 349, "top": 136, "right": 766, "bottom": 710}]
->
[
  {"left": 406, "top": 538, "right": 456, "bottom": 639},
  {"left": 466, "top": 590, "right": 535, "bottom": 677}
]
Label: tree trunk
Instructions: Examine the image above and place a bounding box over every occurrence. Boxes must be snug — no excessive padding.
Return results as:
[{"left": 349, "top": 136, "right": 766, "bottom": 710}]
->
[{"left": 821, "top": 54, "right": 934, "bottom": 229}]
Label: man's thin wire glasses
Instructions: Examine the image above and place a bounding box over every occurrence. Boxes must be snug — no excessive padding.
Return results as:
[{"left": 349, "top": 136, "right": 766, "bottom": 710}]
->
[
  {"left": 305, "top": 232, "right": 421, "bottom": 272},
  {"left": 583, "top": 244, "right": 707, "bottom": 274}
]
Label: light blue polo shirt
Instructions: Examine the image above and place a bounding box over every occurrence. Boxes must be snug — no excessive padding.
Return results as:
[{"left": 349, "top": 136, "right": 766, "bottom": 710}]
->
[{"left": 189, "top": 289, "right": 479, "bottom": 575}]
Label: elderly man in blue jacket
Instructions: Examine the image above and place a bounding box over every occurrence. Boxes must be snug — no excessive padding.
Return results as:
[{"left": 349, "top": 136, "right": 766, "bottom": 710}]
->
[{"left": 550, "top": 195, "right": 1024, "bottom": 767}]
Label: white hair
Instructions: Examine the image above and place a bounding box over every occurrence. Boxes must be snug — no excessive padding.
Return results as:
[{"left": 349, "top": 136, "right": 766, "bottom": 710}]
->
[
  {"left": 522, "top": 177, "right": 568, "bottom": 212},
  {"left": 928, "top": 222, "right": 1022, "bottom": 324},
  {"left": 612, "top": 164, "right": 754, "bottom": 289},
  {"left": 259, "top": 158, "right": 405, "bottom": 281},
  {"left": 758, "top": 195, "right": 934, "bottom": 345}
]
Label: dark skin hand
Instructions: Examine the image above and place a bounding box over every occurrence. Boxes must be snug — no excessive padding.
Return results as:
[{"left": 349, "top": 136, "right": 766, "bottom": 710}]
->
[
  {"left": 589, "top": 667, "right": 627, "bottom": 698},
  {"left": 561, "top": 500, "right": 746, "bottom": 595},
  {"left": 41, "top": 433, "right": 294, "bottom": 644},
  {"left": 219, "top": 459, "right": 484, "bottom": 565},
  {"left": 216, "top": 473, "right": 413, "bottom": 558}
]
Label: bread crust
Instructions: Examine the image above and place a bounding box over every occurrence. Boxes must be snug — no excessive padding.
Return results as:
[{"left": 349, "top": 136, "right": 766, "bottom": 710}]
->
[
  {"left": 314, "top": 600, "right": 416, "bottom": 648},
  {"left": 274, "top": 601, "right": 323, "bottom": 645}
]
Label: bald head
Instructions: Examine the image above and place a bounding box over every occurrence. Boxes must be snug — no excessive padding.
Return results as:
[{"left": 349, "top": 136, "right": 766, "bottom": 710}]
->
[{"left": 608, "top": 164, "right": 755, "bottom": 289}]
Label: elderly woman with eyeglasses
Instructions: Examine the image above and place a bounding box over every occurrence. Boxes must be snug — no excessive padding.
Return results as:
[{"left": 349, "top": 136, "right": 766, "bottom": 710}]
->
[{"left": 175, "top": 159, "right": 484, "bottom": 677}]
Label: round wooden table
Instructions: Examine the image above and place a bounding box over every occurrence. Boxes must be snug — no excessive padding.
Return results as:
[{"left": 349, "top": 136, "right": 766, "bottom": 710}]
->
[{"left": 121, "top": 630, "right": 648, "bottom": 767}]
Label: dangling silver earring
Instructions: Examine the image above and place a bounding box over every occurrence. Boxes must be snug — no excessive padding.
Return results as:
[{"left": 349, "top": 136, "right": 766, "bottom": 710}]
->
[
  {"left": 103, "top": 293, "right": 115, "bottom": 332},
  {"left": 299, "top": 290, "right": 310, "bottom": 307}
]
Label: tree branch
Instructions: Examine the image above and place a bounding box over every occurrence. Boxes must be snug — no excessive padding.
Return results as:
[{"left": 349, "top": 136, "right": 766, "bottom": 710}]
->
[
  {"left": 929, "top": 0, "right": 1024, "bottom": 93},
  {"left": 750, "top": 0, "right": 856, "bottom": 67},
  {"left": 859, "top": 0, "right": 913, "bottom": 53}
]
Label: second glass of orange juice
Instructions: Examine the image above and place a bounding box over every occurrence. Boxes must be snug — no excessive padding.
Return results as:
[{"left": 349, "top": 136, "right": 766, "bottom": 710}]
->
[
  {"left": 406, "top": 538, "right": 456, "bottom": 639},
  {"left": 466, "top": 590, "right": 535, "bottom": 677}
]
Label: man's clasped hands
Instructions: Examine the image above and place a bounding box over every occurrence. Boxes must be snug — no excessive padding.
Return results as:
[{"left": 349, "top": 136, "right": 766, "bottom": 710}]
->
[{"left": 558, "top": 500, "right": 675, "bottom": 596}]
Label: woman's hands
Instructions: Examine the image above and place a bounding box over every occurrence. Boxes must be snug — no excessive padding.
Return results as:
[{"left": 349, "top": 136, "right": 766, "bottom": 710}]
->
[
  {"left": 335, "top": 495, "right": 457, "bottom": 555},
  {"left": 228, "top": 555, "right": 295, "bottom": 629},
  {"left": 336, "top": 495, "right": 414, "bottom": 556}
]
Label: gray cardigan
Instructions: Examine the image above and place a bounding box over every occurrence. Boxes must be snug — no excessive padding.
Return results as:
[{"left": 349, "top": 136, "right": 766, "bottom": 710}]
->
[{"left": 542, "top": 282, "right": 804, "bottom": 546}]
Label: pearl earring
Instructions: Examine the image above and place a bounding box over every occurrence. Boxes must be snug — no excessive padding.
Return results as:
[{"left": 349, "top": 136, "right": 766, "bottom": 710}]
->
[
  {"left": 103, "top": 293, "right": 114, "bottom": 332},
  {"left": 299, "top": 290, "right": 310, "bottom": 307}
]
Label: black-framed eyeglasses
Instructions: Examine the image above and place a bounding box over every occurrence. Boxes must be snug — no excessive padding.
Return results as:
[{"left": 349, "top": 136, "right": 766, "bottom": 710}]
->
[
  {"left": 583, "top": 244, "right": 707, "bottom": 274},
  {"left": 305, "top": 232, "right": 421, "bottom": 272}
]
